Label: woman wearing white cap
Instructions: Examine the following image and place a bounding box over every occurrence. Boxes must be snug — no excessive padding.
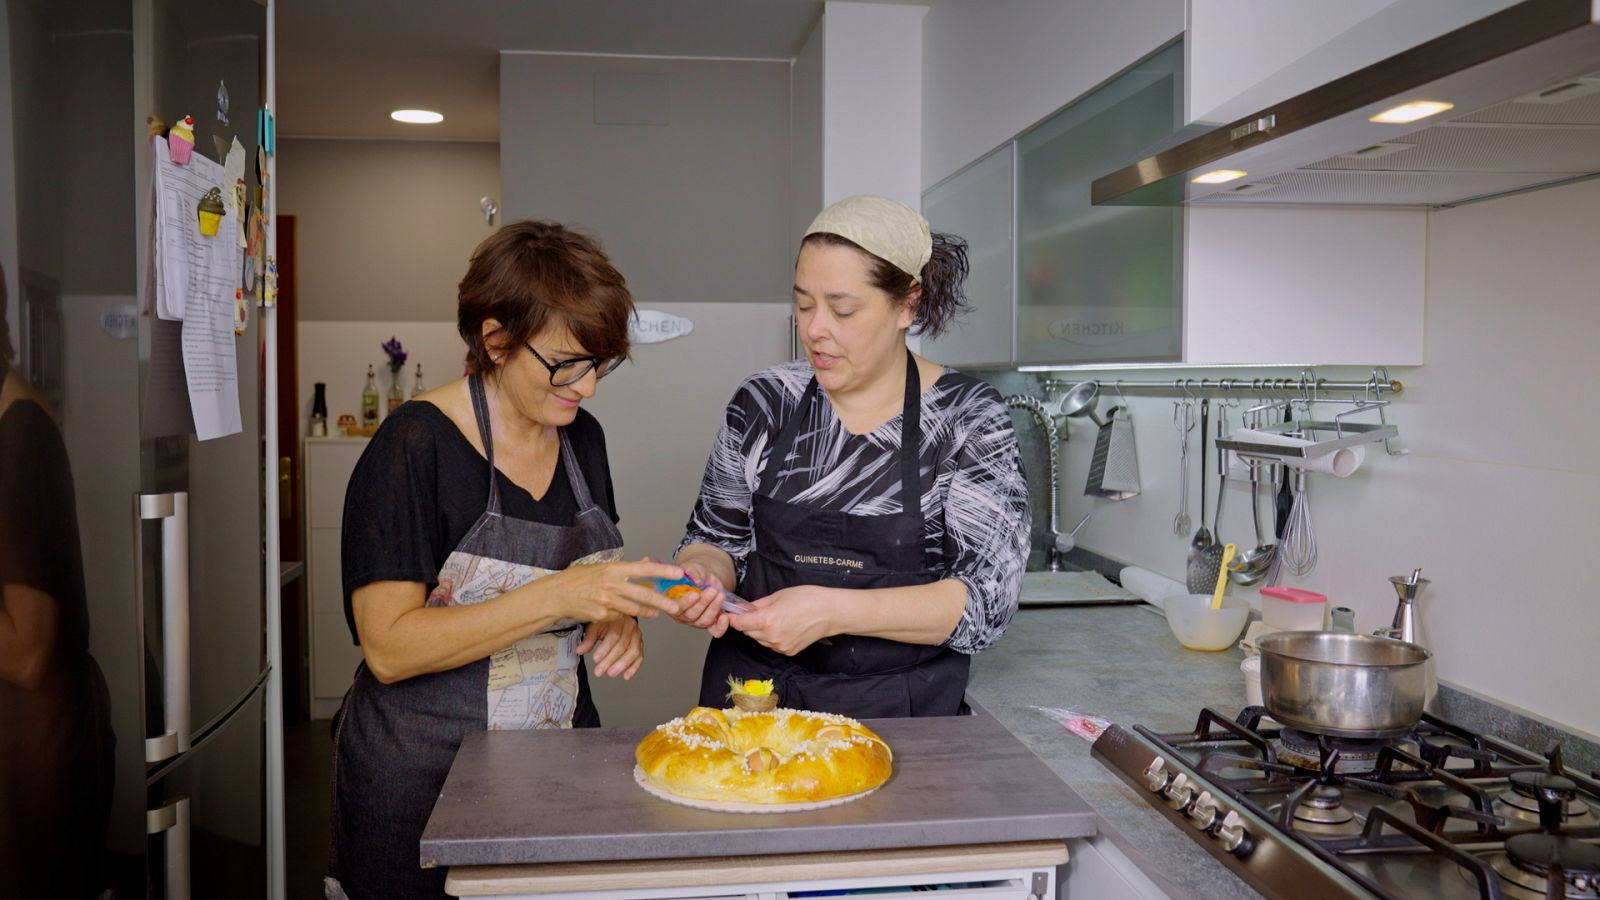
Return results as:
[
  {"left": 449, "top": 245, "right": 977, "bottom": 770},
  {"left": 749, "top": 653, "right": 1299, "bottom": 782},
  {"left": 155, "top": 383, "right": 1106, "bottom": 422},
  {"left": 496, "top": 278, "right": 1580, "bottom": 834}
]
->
[{"left": 670, "top": 195, "right": 1031, "bottom": 718}]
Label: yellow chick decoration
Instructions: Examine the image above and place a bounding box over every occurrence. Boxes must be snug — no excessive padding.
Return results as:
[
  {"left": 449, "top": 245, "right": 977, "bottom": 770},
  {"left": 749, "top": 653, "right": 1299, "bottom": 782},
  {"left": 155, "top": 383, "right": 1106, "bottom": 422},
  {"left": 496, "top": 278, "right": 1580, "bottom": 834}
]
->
[{"left": 726, "top": 676, "right": 778, "bottom": 712}]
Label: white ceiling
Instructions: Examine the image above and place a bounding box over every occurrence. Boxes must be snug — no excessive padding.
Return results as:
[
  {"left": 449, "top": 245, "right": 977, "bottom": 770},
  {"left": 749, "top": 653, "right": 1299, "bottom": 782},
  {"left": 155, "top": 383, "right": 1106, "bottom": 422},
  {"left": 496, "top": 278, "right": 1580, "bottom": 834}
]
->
[{"left": 276, "top": 0, "right": 828, "bottom": 141}]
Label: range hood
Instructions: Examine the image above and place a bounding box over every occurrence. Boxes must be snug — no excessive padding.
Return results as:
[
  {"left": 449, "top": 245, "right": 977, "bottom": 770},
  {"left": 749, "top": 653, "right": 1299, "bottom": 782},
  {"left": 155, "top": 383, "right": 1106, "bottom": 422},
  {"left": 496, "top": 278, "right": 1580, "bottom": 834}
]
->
[{"left": 1093, "top": 0, "right": 1600, "bottom": 208}]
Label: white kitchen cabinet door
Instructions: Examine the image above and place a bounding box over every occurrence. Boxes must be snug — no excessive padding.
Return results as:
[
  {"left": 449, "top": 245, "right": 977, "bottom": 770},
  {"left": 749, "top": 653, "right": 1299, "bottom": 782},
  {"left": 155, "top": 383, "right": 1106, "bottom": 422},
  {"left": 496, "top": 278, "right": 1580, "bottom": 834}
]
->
[
  {"left": 1187, "top": 0, "right": 1521, "bottom": 125},
  {"left": 304, "top": 438, "right": 369, "bottom": 718},
  {"left": 922, "top": 144, "right": 1014, "bottom": 367},
  {"left": 1183, "top": 205, "right": 1426, "bottom": 365}
]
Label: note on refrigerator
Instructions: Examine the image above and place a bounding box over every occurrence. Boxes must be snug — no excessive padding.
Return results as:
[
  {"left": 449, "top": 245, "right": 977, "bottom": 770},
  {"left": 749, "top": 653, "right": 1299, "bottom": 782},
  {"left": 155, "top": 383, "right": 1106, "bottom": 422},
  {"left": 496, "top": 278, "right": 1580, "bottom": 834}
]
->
[{"left": 151, "top": 136, "right": 244, "bottom": 439}]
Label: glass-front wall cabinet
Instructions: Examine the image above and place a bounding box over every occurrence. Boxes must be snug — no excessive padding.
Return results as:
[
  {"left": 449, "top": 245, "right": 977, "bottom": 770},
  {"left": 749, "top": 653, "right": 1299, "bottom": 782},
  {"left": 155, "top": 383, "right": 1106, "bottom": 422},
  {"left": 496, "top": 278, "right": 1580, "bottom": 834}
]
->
[
  {"left": 921, "top": 144, "right": 1014, "bottom": 367},
  {"left": 1015, "top": 41, "right": 1183, "bottom": 363}
]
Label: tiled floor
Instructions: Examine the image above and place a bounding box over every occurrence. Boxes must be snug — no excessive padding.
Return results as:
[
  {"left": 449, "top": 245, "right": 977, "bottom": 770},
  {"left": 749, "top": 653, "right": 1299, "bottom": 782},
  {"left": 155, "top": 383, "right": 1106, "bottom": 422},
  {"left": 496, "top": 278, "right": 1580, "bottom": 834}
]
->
[{"left": 285, "top": 719, "right": 334, "bottom": 899}]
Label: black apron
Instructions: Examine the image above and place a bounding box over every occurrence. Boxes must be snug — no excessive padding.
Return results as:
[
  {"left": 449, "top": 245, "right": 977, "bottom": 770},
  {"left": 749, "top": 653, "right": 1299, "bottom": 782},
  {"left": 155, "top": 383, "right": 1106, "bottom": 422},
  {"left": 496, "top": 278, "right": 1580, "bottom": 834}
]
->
[
  {"left": 698, "top": 352, "right": 970, "bottom": 718},
  {"left": 328, "top": 376, "right": 625, "bottom": 900}
]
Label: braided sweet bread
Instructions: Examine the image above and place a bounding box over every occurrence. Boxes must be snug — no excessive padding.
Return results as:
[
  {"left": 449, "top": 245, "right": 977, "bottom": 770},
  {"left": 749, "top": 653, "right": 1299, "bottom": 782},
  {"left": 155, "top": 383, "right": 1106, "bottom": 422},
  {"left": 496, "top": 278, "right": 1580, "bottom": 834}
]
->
[{"left": 635, "top": 707, "right": 893, "bottom": 804}]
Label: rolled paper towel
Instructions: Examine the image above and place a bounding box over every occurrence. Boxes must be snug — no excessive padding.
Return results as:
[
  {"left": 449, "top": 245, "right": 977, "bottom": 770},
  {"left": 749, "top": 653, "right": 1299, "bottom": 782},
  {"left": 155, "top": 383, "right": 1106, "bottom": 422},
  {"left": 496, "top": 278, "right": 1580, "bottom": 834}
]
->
[
  {"left": 1119, "top": 566, "right": 1186, "bottom": 610},
  {"left": 1228, "top": 428, "right": 1364, "bottom": 478}
]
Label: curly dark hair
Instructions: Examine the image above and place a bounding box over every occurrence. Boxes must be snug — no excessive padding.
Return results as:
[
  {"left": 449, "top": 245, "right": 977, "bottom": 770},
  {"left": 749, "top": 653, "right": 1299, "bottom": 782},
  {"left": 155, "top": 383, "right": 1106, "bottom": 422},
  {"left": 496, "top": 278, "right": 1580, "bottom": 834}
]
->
[
  {"left": 799, "top": 231, "right": 971, "bottom": 338},
  {"left": 457, "top": 221, "right": 635, "bottom": 376}
]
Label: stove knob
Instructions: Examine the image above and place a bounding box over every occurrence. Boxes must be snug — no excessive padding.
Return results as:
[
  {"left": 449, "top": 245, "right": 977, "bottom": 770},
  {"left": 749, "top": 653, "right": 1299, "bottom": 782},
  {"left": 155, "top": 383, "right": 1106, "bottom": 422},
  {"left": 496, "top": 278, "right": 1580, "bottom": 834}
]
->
[
  {"left": 1142, "top": 758, "right": 1171, "bottom": 794},
  {"left": 1216, "top": 810, "right": 1254, "bottom": 857},
  {"left": 1164, "top": 773, "right": 1196, "bottom": 810},
  {"left": 1186, "top": 791, "right": 1219, "bottom": 831}
]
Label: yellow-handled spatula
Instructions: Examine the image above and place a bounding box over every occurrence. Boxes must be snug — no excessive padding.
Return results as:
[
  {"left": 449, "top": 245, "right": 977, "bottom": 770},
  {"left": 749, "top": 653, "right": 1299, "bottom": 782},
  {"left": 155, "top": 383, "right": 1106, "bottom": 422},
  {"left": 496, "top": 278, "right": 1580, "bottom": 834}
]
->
[{"left": 1211, "top": 543, "right": 1237, "bottom": 609}]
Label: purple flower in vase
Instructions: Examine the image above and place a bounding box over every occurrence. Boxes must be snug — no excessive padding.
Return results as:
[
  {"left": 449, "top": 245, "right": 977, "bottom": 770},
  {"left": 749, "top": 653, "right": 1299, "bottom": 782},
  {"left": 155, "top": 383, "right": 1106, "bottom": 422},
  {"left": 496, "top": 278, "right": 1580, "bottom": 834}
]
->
[{"left": 381, "top": 336, "right": 408, "bottom": 374}]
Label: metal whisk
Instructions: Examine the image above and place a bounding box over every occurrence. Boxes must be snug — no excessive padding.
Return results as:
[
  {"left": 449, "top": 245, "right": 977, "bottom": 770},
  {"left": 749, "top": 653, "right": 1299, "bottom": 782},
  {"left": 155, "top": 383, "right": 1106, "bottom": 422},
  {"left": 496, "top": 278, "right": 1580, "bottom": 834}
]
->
[{"left": 1279, "top": 468, "right": 1317, "bottom": 576}]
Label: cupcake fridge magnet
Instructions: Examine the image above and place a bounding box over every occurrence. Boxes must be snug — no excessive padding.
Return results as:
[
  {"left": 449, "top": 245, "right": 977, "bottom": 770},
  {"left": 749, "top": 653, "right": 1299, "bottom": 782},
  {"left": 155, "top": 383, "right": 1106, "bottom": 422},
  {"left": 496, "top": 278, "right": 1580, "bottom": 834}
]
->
[{"left": 169, "top": 115, "right": 196, "bottom": 164}]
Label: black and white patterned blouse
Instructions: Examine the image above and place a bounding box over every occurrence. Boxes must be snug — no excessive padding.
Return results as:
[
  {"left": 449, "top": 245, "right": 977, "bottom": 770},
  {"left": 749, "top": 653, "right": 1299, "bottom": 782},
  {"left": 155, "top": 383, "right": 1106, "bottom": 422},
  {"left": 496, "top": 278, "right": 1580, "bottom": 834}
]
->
[{"left": 678, "top": 361, "right": 1031, "bottom": 654}]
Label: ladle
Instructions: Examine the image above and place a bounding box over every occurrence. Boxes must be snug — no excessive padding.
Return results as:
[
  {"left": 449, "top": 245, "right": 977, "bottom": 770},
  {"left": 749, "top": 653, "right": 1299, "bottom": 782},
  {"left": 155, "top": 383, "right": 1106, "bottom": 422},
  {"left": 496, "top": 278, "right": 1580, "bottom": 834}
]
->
[{"left": 1229, "top": 458, "right": 1276, "bottom": 586}]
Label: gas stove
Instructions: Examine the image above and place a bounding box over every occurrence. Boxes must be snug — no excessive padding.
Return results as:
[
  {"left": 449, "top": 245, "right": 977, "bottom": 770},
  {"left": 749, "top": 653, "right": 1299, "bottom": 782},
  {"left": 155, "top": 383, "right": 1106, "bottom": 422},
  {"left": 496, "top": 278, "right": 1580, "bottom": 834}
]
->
[{"left": 1091, "top": 706, "right": 1600, "bottom": 899}]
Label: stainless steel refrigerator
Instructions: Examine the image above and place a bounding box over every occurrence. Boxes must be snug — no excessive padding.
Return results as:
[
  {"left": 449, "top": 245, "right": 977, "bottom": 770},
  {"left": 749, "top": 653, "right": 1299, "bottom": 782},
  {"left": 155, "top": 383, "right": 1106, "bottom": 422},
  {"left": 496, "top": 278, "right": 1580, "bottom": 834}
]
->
[{"left": 2, "top": 0, "right": 274, "bottom": 896}]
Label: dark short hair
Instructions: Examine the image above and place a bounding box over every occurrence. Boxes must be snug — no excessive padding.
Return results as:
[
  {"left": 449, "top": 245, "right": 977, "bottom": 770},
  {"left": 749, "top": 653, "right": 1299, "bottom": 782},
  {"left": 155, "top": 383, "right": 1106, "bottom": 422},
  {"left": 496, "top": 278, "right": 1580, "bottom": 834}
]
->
[
  {"left": 799, "top": 231, "right": 971, "bottom": 338},
  {"left": 458, "top": 221, "right": 634, "bottom": 375}
]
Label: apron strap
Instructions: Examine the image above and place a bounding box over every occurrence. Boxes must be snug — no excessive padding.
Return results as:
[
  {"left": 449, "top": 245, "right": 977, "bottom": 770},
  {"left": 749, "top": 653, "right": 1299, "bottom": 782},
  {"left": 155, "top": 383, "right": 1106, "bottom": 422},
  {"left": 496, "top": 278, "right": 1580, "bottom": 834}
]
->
[
  {"left": 556, "top": 428, "right": 602, "bottom": 513},
  {"left": 756, "top": 374, "right": 822, "bottom": 498},
  {"left": 756, "top": 351, "right": 926, "bottom": 518},
  {"left": 898, "top": 349, "right": 923, "bottom": 522},
  {"left": 467, "top": 374, "right": 503, "bottom": 513}
]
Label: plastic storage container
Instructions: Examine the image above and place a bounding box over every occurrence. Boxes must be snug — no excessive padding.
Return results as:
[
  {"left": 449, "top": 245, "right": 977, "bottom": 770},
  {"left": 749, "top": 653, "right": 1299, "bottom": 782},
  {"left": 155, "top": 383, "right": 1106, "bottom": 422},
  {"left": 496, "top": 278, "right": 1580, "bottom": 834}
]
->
[
  {"left": 1261, "top": 586, "right": 1328, "bottom": 631},
  {"left": 1241, "top": 656, "right": 1263, "bottom": 707}
]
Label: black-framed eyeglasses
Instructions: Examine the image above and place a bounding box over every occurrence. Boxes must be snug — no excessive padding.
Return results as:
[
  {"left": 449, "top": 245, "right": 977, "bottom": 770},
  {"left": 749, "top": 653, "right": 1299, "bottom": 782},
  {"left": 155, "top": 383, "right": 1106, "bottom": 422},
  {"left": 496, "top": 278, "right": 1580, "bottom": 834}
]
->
[{"left": 524, "top": 343, "right": 624, "bottom": 386}]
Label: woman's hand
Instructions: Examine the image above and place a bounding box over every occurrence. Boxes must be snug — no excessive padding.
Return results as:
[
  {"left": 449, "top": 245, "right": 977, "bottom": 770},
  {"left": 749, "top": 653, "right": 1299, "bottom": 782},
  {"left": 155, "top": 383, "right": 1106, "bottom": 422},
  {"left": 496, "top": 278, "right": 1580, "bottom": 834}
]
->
[
  {"left": 544, "top": 559, "right": 685, "bottom": 623},
  {"left": 726, "top": 586, "right": 838, "bottom": 656},
  {"left": 577, "top": 616, "right": 644, "bottom": 679},
  {"left": 668, "top": 560, "right": 732, "bottom": 638}
]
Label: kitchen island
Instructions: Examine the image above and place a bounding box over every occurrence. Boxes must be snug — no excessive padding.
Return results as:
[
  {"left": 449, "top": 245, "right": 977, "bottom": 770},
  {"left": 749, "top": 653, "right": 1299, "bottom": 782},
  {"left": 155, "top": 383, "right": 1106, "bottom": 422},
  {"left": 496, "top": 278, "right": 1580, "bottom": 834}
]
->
[
  {"left": 418, "top": 602, "right": 1257, "bottom": 898},
  {"left": 967, "top": 603, "right": 1259, "bottom": 899},
  {"left": 422, "top": 708, "right": 1096, "bottom": 898}
]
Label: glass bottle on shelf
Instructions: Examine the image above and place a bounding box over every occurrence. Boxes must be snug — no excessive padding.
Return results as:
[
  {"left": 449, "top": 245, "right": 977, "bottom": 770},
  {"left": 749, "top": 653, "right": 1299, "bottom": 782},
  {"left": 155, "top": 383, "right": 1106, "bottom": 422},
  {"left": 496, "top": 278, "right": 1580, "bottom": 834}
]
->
[
  {"left": 361, "top": 365, "right": 380, "bottom": 429},
  {"left": 387, "top": 368, "right": 404, "bottom": 413},
  {"left": 310, "top": 382, "right": 328, "bottom": 437},
  {"left": 411, "top": 363, "right": 425, "bottom": 398}
]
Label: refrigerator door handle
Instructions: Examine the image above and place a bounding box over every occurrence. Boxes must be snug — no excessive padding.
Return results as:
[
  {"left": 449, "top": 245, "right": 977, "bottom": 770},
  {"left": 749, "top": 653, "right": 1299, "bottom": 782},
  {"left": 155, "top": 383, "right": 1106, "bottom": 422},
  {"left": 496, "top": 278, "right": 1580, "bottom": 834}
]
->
[
  {"left": 137, "top": 491, "right": 191, "bottom": 763},
  {"left": 147, "top": 796, "right": 191, "bottom": 900}
]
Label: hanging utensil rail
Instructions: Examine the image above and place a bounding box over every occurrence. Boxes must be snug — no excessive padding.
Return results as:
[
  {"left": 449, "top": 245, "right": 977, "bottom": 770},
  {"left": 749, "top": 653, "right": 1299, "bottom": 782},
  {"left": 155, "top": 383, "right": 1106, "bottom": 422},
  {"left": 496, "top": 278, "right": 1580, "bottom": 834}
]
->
[
  {"left": 1041, "top": 368, "right": 1401, "bottom": 397},
  {"left": 1043, "top": 367, "right": 1404, "bottom": 457}
]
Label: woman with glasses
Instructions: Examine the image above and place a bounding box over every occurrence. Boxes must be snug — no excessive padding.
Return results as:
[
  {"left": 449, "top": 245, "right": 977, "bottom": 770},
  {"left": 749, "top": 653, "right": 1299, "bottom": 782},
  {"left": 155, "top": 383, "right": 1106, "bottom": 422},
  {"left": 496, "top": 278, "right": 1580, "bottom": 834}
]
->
[
  {"left": 328, "top": 221, "right": 684, "bottom": 900},
  {"left": 671, "top": 195, "right": 1031, "bottom": 719}
]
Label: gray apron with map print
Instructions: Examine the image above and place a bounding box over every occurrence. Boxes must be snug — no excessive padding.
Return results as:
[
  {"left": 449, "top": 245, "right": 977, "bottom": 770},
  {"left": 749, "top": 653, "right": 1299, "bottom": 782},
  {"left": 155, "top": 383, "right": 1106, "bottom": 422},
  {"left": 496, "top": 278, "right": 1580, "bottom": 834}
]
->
[{"left": 327, "top": 375, "right": 624, "bottom": 900}]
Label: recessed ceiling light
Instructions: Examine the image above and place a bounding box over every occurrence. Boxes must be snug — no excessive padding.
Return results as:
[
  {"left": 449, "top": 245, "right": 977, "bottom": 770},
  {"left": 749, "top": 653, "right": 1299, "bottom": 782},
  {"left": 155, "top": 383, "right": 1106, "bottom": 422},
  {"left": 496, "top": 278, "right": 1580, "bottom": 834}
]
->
[
  {"left": 1192, "top": 169, "right": 1248, "bottom": 185},
  {"left": 390, "top": 109, "right": 444, "bottom": 125},
  {"left": 1368, "top": 101, "right": 1454, "bottom": 124}
]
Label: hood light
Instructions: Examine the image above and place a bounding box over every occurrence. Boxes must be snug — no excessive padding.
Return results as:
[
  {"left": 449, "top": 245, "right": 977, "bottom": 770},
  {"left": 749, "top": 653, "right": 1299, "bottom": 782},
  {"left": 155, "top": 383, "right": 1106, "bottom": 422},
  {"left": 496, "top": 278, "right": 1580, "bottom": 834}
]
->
[
  {"left": 1369, "top": 101, "right": 1454, "bottom": 124},
  {"left": 390, "top": 109, "right": 444, "bottom": 124},
  {"left": 1192, "top": 169, "right": 1248, "bottom": 185}
]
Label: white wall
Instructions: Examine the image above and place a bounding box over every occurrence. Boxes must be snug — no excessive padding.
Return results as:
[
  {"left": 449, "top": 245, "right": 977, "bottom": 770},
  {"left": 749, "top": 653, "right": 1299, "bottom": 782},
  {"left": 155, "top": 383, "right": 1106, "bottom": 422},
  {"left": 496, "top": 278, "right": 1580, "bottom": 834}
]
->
[
  {"left": 1047, "top": 178, "right": 1600, "bottom": 740},
  {"left": 790, "top": 18, "right": 824, "bottom": 249},
  {"left": 276, "top": 138, "right": 501, "bottom": 321},
  {"left": 820, "top": 2, "right": 924, "bottom": 208},
  {"left": 499, "top": 52, "right": 791, "bottom": 305},
  {"left": 921, "top": 0, "right": 1183, "bottom": 190}
]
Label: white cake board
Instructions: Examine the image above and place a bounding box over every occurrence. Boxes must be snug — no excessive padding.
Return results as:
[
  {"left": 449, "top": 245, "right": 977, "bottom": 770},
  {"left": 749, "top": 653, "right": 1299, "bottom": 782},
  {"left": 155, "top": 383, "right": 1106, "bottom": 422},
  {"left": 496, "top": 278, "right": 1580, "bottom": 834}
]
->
[{"left": 632, "top": 765, "right": 879, "bottom": 814}]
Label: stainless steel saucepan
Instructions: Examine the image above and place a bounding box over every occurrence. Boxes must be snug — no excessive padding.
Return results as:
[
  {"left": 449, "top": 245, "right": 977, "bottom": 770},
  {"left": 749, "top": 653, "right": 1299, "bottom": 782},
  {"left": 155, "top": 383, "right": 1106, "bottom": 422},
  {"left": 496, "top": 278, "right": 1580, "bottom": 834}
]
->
[{"left": 1257, "top": 632, "right": 1431, "bottom": 738}]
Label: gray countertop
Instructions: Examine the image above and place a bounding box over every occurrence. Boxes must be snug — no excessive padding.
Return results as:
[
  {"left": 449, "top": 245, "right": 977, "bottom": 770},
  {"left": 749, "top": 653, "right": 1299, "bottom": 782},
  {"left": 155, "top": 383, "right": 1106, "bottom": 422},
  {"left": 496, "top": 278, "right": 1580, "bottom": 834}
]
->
[
  {"left": 420, "top": 708, "right": 1097, "bottom": 868},
  {"left": 967, "top": 603, "right": 1261, "bottom": 899}
]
